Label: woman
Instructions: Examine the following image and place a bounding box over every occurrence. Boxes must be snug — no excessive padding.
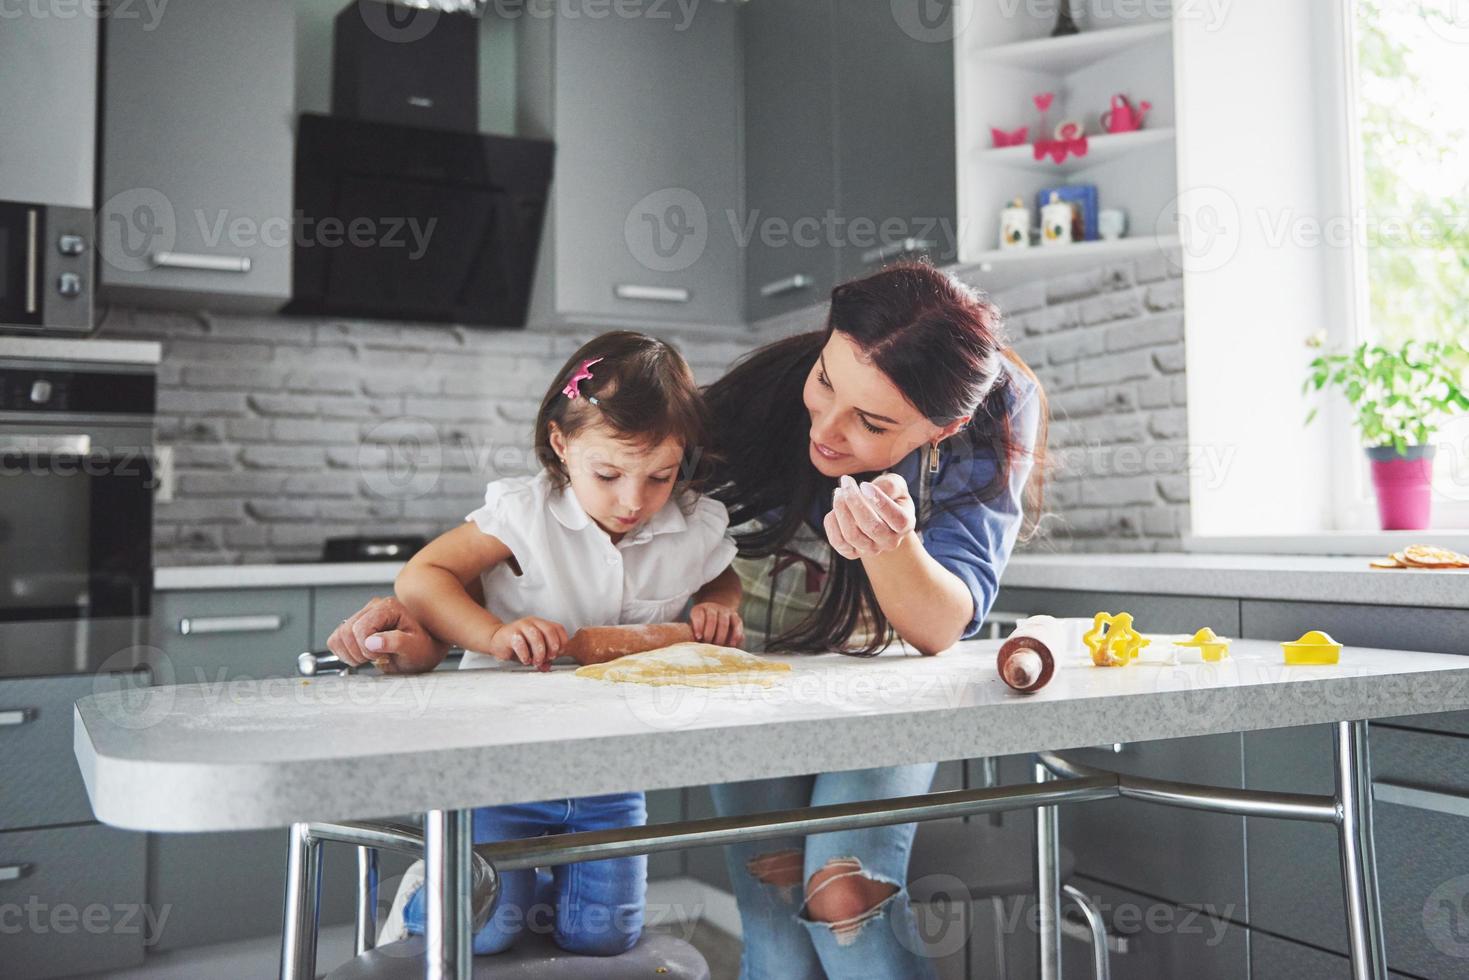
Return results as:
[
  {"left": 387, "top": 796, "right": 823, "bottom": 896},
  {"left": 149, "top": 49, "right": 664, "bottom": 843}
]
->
[{"left": 329, "top": 262, "right": 1047, "bottom": 978}]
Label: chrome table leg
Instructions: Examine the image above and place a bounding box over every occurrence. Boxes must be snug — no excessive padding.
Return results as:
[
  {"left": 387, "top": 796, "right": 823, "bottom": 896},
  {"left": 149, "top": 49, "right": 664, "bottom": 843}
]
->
[
  {"left": 1336, "top": 720, "right": 1388, "bottom": 979},
  {"left": 355, "top": 845, "right": 379, "bottom": 956},
  {"left": 1035, "top": 761, "right": 1062, "bottom": 980},
  {"left": 424, "top": 809, "right": 474, "bottom": 980},
  {"left": 280, "top": 822, "right": 322, "bottom": 980}
]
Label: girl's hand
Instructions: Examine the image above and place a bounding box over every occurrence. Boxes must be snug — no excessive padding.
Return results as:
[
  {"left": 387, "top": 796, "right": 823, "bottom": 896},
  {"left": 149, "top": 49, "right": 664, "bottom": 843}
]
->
[
  {"left": 824, "top": 473, "right": 917, "bottom": 561},
  {"left": 690, "top": 602, "right": 745, "bottom": 648},
  {"left": 328, "top": 596, "right": 449, "bottom": 674},
  {"left": 487, "top": 617, "right": 569, "bottom": 671}
]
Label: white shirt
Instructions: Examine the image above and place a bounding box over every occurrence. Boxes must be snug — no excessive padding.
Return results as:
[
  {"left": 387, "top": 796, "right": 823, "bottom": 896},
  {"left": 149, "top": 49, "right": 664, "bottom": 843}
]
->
[{"left": 458, "top": 470, "right": 739, "bottom": 670}]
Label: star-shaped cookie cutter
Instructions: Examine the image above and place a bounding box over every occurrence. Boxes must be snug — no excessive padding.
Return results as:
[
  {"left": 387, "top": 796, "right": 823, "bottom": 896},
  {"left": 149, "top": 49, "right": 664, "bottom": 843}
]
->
[{"left": 1083, "top": 611, "right": 1150, "bottom": 667}]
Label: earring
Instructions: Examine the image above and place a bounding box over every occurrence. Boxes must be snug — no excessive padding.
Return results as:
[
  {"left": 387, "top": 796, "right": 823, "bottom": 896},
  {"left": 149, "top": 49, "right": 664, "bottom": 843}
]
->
[{"left": 928, "top": 442, "right": 941, "bottom": 474}]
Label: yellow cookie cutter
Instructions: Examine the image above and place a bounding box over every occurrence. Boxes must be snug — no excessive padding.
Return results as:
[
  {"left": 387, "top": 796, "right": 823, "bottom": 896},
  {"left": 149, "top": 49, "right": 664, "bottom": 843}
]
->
[
  {"left": 1176, "top": 627, "right": 1231, "bottom": 662},
  {"left": 1083, "top": 612, "right": 1150, "bottom": 667},
  {"left": 1282, "top": 630, "right": 1342, "bottom": 665}
]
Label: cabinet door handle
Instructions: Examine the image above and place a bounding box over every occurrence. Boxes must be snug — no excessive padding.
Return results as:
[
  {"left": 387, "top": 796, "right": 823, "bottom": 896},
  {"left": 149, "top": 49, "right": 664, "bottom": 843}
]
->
[
  {"left": 0, "top": 864, "right": 32, "bottom": 882},
  {"left": 1374, "top": 780, "right": 1469, "bottom": 818},
  {"left": 862, "top": 238, "right": 937, "bottom": 265},
  {"left": 24, "top": 208, "right": 39, "bottom": 314},
  {"left": 178, "top": 614, "right": 284, "bottom": 636},
  {"left": 0, "top": 434, "right": 92, "bottom": 457},
  {"left": 759, "top": 274, "right": 814, "bottom": 298},
  {"left": 0, "top": 709, "right": 36, "bottom": 727},
  {"left": 152, "top": 251, "right": 253, "bottom": 274},
  {"left": 614, "top": 284, "right": 690, "bottom": 303}
]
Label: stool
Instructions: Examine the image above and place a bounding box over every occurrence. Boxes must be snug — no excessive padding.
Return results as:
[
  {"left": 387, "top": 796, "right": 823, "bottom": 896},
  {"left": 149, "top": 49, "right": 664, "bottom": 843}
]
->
[
  {"left": 908, "top": 820, "right": 1110, "bottom": 980},
  {"left": 324, "top": 931, "right": 710, "bottom": 979}
]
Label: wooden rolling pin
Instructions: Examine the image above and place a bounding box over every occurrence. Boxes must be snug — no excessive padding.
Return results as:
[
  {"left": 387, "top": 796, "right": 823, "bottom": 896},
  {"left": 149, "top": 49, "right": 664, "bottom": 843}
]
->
[{"left": 562, "top": 623, "right": 696, "bottom": 667}]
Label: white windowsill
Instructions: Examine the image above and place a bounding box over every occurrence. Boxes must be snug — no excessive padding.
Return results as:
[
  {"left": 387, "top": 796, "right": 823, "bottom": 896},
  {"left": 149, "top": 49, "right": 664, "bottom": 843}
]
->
[{"left": 1184, "top": 531, "right": 1469, "bottom": 557}]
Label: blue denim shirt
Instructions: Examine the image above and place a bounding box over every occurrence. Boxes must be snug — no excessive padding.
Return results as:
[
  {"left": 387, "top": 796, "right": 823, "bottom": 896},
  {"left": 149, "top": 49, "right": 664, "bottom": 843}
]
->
[{"left": 801, "top": 361, "right": 1041, "bottom": 640}]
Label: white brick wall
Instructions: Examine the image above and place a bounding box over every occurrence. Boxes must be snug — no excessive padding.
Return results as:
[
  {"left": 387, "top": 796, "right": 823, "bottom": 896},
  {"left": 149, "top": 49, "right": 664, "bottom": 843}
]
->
[{"left": 107, "top": 249, "right": 1187, "bottom": 565}]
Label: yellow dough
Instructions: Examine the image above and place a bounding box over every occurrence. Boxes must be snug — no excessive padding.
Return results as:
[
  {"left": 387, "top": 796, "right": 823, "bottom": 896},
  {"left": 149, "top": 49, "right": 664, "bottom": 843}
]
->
[{"left": 575, "top": 642, "right": 792, "bottom": 688}]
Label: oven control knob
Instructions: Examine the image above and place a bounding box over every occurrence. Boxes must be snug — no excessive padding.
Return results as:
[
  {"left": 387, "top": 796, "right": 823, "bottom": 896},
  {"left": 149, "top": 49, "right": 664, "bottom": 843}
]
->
[
  {"left": 57, "top": 273, "right": 83, "bottom": 298},
  {"left": 30, "top": 380, "right": 52, "bottom": 405},
  {"left": 58, "top": 234, "right": 87, "bottom": 257}
]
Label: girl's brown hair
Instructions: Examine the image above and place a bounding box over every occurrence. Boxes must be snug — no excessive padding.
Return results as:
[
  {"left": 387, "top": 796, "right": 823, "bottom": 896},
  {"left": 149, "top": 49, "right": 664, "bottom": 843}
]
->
[
  {"left": 534, "top": 331, "right": 713, "bottom": 490},
  {"left": 705, "top": 261, "right": 1049, "bottom": 656}
]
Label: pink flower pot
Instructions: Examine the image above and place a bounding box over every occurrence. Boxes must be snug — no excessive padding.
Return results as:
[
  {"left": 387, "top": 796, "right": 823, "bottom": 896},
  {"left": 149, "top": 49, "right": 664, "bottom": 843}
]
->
[{"left": 1367, "top": 445, "right": 1436, "bottom": 530}]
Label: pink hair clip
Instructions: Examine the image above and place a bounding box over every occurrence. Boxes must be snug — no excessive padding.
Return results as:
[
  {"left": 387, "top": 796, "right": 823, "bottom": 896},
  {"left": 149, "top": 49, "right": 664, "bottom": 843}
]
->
[{"left": 562, "top": 357, "right": 604, "bottom": 403}]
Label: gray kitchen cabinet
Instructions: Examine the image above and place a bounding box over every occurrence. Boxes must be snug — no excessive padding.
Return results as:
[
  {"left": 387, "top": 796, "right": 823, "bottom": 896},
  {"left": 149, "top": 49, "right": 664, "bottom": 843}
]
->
[
  {"left": 153, "top": 588, "right": 311, "bottom": 684},
  {"left": 0, "top": 823, "right": 147, "bottom": 979},
  {"left": 831, "top": 0, "right": 959, "bottom": 283},
  {"left": 0, "top": 675, "right": 107, "bottom": 830},
  {"left": 994, "top": 587, "right": 1241, "bottom": 637},
  {"left": 519, "top": 4, "right": 744, "bottom": 328},
  {"left": 100, "top": 0, "right": 295, "bottom": 311},
  {"left": 1056, "top": 877, "right": 1247, "bottom": 980},
  {"left": 1249, "top": 930, "right": 1416, "bottom": 980},
  {"left": 0, "top": 10, "right": 96, "bottom": 209},
  {"left": 1244, "top": 722, "right": 1469, "bottom": 979},
  {"left": 741, "top": 0, "right": 840, "bottom": 323},
  {"left": 311, "top": 584, "right": 400, "bottom": 651}
]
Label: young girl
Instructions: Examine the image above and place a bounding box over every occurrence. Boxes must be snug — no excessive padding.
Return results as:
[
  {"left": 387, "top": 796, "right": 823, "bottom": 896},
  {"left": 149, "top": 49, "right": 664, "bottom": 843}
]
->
[{"left": 390, "top": 331, "right": 744, "bottom": 956}]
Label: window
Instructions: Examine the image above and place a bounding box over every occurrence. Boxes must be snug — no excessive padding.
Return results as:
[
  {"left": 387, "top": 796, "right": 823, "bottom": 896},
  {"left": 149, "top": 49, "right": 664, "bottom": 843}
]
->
[{"left": 1347, "top": 0, "right": 1469, "bottom": 528}]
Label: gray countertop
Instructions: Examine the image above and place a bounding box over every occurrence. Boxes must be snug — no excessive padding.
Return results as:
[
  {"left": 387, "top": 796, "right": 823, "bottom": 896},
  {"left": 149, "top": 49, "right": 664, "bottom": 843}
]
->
[
  {"left": 74, "top": 638, "right": 1469, "bottom": 832},
  {"left": 1004, "top": 552, "right": 1468, "bottom": 609}
]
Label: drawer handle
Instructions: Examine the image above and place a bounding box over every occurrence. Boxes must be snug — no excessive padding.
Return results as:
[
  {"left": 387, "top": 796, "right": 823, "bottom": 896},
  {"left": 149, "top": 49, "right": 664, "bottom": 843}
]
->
[
  {"left": 152, "top": 251, "right": 253, "bottom": 274},
  {"left": 861, "top": 237, "right": 936, "bottom": 265},
  {"left": 759, "top": 274, "right": 814, "bottom": 298},
  {"left": 25, "top": 208, "right": 39, "bottom": 314},
  {"left": 1374, "top": 780, "right": 1469, "bottom": 818},
  {"left": 0, "top": 708, "right": 36, "bottom": 727},
  {"left": 179, "top": 614, "right": 284, "bottom": 636},
  {"left": 614, "top": 284, "right": 690, "bottom": 303},
  {"left": 0, "top": 434, "right": 92, "bottom": 456},
  {"left": 0, "top": 864, "right": 32, "bottom": 882}
]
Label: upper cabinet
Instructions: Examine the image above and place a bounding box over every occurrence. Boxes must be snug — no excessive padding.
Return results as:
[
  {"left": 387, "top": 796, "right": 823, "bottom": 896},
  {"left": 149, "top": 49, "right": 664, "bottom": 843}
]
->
[
  {"left": 99, "top": 0, "right": 296, "bottom": 312},
  {"left": 0, "top": 12, "right": 96, "bottom": 209},
  {"left": 742, "top": 0, "right": 958, "bottom": 324},
  {"left": 519, "top": 2, "right": 745, "bottom": 329}
]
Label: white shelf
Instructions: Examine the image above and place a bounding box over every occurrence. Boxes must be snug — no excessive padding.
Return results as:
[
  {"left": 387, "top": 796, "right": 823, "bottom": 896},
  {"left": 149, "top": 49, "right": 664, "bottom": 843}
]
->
[
  {"left": 975, "top": 23, "right": 1173, "bottom": 75},
  {"left": 954, "top": 235, "right": 1180, "bottom": 293},
  {"left": 975, "top": 127, "right": 1176, "bottom": 174}
]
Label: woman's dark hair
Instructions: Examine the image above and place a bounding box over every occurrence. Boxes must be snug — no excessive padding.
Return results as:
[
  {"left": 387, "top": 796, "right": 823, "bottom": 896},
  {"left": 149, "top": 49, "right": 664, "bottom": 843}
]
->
[
  {"left": 705, "top": 261, "right": 1049, "bottom": 656},
  {"left": 534, "top": 331, "right": 713, "bottom": 491}
]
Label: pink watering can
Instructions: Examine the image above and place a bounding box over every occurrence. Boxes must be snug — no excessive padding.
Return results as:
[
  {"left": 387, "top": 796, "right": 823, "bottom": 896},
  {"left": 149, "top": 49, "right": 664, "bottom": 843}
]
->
[{"left": 1100, "top": 94, "right": 1151, "bottom": 133}]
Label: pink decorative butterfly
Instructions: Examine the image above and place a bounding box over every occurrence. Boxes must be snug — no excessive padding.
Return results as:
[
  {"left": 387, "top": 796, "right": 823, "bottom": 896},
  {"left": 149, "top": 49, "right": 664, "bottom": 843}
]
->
[{"left": 990, "top": 125, "right": 1029, "bottom": 148}]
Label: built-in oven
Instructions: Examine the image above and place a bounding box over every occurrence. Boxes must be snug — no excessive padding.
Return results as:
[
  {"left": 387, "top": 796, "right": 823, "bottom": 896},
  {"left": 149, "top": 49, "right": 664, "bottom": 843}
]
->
[
  {"left": 0, "top": 200, "right": 94, "bottom": 335},
  {"left": 0, "top": 358, "right": 155, "bottom": 676}
]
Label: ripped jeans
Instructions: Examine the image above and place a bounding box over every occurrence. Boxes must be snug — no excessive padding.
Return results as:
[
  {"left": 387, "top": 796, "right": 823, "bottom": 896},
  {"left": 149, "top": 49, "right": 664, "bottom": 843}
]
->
[{"left": 710, "top": 763, "right": 939, "bottom": 980}]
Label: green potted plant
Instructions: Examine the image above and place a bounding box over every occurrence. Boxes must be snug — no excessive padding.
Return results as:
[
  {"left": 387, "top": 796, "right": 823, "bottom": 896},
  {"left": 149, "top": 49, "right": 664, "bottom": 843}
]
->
[{"left": 1304, "top": 338, "right": 1469, "bottom": 530}]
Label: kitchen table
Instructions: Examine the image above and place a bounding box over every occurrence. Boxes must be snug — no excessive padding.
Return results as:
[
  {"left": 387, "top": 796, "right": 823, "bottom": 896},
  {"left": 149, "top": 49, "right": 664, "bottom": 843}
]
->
[{"left": 74, "top": 638, "right": 1469, "bottom": 979}]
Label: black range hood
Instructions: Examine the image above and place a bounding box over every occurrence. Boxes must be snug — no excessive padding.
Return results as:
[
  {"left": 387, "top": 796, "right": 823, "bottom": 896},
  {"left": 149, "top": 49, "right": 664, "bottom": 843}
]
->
[{"left": 287, "top": 112, "right": 554, "bottom": 328}]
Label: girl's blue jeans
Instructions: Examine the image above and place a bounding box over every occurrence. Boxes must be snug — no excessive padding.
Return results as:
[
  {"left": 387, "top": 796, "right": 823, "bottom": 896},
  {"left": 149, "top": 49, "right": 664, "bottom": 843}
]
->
[
  {"left": 710, "top": 763, "right": 940, "bottom": 980},
  {"left": 404, "top": 791, "right": 647, "bottom": 956}
]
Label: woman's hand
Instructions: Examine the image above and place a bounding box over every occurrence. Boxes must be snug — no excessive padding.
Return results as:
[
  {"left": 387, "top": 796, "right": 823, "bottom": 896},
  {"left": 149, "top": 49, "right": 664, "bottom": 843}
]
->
[
  {"left": 824, "top": 473, "right": 917, "bottom": 561},
  {"left": 327, "top": 596, "right": 449, "bottom": 675},
  {"left": 487, "top": 617, "right": 568, "bottom": 671},
  {"left": 690, "top": 602, "right": 745, "bottom": 648}
]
